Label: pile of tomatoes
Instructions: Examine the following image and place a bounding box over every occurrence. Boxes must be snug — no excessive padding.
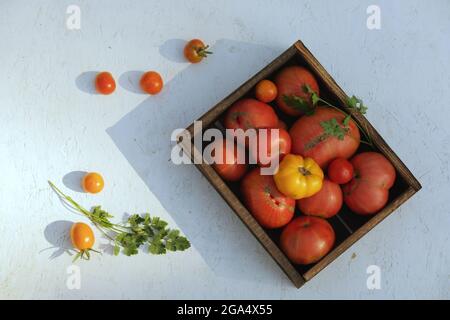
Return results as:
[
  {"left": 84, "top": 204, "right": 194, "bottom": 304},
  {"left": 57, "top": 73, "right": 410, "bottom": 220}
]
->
[{"left": 210, "top": 65, "right": 397, "bottom": 265}]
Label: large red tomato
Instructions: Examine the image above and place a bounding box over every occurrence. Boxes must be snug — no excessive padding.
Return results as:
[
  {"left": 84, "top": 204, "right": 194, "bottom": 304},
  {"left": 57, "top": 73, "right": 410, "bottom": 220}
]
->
[
  {"left": 223, "top": 98, "right": 278, "bottom": 131},
  {"left": 209, "top": 137, "right": 248, "bottom": 182},
  {"left": 297, "top": 179, "right": 343, "bottom": 218},
  {"left": 274, "top": 66, "right": 320, "bottom": 117},
  {"left": 280, "top": 216, "right": 335, "bottom": 265},
  {"left": 248, "top": 128, "right": 291, "bottom": 167},
  {"left": 290, "top": 106, "right": 360, "bottom": 168},
  {"left": 342, "top": 152, "right": 396, "bottom": 215},
  {"left": 241, "top": 168, "right": 295, "bottom": 229}
]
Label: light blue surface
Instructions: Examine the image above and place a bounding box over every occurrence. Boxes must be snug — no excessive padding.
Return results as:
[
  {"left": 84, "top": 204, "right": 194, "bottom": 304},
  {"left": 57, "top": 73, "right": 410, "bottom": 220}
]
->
[{"left": 0, "top": 0, "right": 448, "bottom": 299}]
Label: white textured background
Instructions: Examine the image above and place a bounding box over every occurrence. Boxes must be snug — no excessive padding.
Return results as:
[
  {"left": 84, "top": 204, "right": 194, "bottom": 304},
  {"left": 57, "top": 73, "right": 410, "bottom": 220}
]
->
[{"left": 0, "top": 0, "right": 449, "bottom": 299}]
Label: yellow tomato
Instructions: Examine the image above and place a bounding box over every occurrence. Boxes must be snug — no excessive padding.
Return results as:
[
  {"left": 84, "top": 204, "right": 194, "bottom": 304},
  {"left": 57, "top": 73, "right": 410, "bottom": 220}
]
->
[
  {"left": 70, "top": 222, "right": 95, "bottom": 251},
  {"left": 82, "top": 172, "right": 104, "bottom": 194},
  {"left": 274, "top": 154, "right": 324, "bottom": 199}
]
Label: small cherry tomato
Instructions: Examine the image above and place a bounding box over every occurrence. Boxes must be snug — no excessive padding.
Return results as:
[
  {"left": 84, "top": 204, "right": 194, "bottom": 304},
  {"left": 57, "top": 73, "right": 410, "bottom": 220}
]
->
[
  {"left": 82, "top": 172, "right": 104, "bottom": 194},
  {"left": 95, "top": 72, "right": 116, "bottom": 95},
  {"left": 255, "top": 79, "right": 278, "bottom": 103},
  {"left": 140, "top": 71, "right": 163, "bottom": 95},
  {"left": 184, "top": 39, "right": 212, "bottom": 63},
  {"left": 328, "top": 158, "right": 354, "bottom": 184},
  {"left": 71, "top": 222, "right": 95, "bottom": 251}
]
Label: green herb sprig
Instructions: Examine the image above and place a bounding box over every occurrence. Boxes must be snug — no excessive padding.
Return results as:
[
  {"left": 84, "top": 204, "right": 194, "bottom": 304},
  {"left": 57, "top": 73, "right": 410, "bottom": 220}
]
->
[
  {"left": 283, "top": 85, "right": 373, "bottom": 146},
  {"left": 320, "top": 118, "right": 349, "bottom": 141},
  {"left": 49, "top": 181, "right": 190, "bottom": 257}
]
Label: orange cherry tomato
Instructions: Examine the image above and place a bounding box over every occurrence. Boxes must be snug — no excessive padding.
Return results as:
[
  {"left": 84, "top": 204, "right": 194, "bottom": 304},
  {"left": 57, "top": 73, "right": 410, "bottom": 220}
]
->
[
  {"left": 82, "top": 172, "right": 104, "bottom": 194},
  {"left": 140, "top": 71, "right": 163, "bottom": 95},
  {"left": 184, "top": 39, "right": 212, "bottom": 63},
  {"left": 70, "top": 222, "right": 95, "bottom": 251},
  {"left": 95, "top": 72, "right": 116, "bottom": 95},
  {"left": 255, "top": 80, "right": 278, "bottom": 103}
]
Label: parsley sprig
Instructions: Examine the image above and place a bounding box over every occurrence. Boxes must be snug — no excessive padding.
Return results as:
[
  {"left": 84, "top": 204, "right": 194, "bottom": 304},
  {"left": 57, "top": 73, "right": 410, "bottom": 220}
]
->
[
  {"left": 49, "top": 181, "right": 190, "bottom": 257},
  {"left": 282, "top": 95, "right": 315, "bottom": 115},
  {"left": 321, "top": 118, "right": 349, "bottom": 141}
]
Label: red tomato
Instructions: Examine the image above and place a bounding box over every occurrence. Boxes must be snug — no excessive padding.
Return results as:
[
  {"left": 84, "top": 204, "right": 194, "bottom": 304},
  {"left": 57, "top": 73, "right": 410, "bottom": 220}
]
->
[
  {"left": 297, "top": 179, "right": 343, "bottom": 218},
  {"left": 184, "top": 39, "right": 212, "bottom": 63},
  {"left": 209, "top": 137, "right": 248, "bottom": 182},
  {"left": 140, "top": 71, "right": 163, "bottom": 95},
  {"left": 255, "top": 80, "right": 278, "bottom": 103},
  {"left": 241, "top": 168, "right": 295, "bottom": 229},
  {"left": 290, "top": 107, "right": 360, "bottom": 168},
  {"left": 223, "top": 99, "right": 278, "bottom": 132},
  {"left": 342, "top": 152, "right": 396, "bottom": 215},
  {"left": 274, "top": 66, "right": 320, "bottom": 116},
  {"left": 328, "top": 158, "right": 354, "bottom": 184},
  {"left": 280, "top": 216, "right": 335, "bottom": 265},
  {"left": 249, "top": 128, "right": 291, "bottom": 167},
  {"left": 95, "top": 72, "right": 116, "bottom": 95}
]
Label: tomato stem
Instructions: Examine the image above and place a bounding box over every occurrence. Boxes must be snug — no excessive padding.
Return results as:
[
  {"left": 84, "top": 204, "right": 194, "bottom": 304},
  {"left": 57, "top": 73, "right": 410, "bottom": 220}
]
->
[
  {"left": 196, "top": 45, "right": 213, "bottom": 58},
  {"left": 298, "top": 167, "right": 311, "bottom": 176}
]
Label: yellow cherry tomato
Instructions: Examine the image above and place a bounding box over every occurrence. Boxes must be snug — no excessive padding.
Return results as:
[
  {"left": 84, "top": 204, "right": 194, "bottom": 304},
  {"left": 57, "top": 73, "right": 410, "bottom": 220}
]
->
[
  {"left": 274, "top": 154, "right": 324, "bottom": 199},
  {"left": 70, "top": 222, "right": 95, "bottom": 251},
  {"left": 82, "top": 172, "right": 104, "bottom": 194}
]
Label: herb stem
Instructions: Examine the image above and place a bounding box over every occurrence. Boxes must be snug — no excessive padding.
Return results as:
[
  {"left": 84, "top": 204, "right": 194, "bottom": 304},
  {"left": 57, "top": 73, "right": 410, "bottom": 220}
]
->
[
  {"left": 315, "top": 97, "right": 373, "bottom": 147},
  {"left": 49, "top": 181, "right": 190, "bottom": 257}
]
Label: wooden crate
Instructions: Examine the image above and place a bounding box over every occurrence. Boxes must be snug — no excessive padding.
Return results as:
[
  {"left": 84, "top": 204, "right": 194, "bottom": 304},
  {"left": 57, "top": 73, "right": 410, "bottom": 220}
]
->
[{"left": 178, "top": 40, "right": 421, "bottom": 288}]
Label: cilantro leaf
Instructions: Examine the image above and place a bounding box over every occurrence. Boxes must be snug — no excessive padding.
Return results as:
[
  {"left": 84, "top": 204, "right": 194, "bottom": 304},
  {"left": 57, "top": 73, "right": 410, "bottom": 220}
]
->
[
  {"left": 49, "top": 182, "right": 193, "bottom": 259},
  {"left": 302, "top": 84, "right": 320, "bottom": 106},
  {"left": 320, "top": 118, "right": 349, "bottom": 140},
  {"left": 282, "top": 95, "right": 315, "bottom": 115},
  {"left": 347, "top": 95, "right": 368, "bottom": 115},
  {"left": 343, "top": 114, "right": 351, "bottom": 127},
  {"left": 91, "top": 206, "right": 115, "bottom": 228}
]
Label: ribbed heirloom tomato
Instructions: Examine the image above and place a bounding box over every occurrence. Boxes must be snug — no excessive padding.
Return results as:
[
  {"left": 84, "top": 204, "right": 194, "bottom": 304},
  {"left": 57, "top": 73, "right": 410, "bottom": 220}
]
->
[
  {"left": 290, "top": 107, "right": 360, "bottom": 168},
  {"left": 297, "top": 179, "right": 343, "bottom": 218},
  {"left": 343, "top": 152, "right": 396, "bottom": 215},
  {"left": 273, "top": 154, "right": 324, "bottom": 200},
  {"left": 280, "top": 216, "right": 335, "bottom": 265},
  {"left": 241, "top": 168, "right": 295, "bottom": 229},
  {"left": 223, "top": 98, "right": 278, "bottom": 133},
  {"left": 274, "top": 66, "right": 320, "bottom": 116},
  {"left": 208, "top": 137, "right": 248, "bottom": 182}
]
